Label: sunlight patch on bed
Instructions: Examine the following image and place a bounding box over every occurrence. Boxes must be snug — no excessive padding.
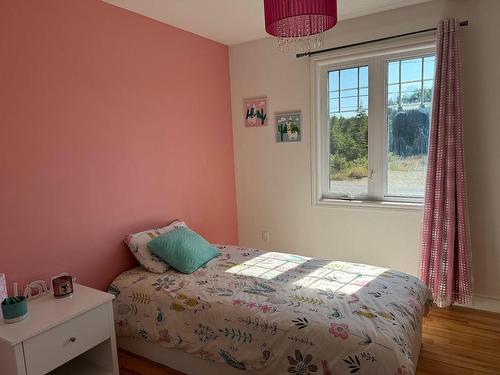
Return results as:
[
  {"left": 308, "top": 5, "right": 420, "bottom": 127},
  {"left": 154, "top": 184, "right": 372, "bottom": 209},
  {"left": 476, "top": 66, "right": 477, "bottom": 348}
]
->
[
  {"left": 293, "top": 261, "right": 389, "bottom": 293},
  {"left": 225, "top": 253, "right": 388, "bottom": 295},
  {"left": 225, "top": 252, "right": 308, "bottom": 279}
]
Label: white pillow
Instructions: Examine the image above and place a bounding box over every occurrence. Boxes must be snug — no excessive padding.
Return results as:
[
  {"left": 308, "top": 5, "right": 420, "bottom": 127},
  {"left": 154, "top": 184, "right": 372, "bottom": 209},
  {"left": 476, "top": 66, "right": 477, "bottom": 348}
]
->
[{"left": 124, "top": 220, "right": 187, "bottom": 273}]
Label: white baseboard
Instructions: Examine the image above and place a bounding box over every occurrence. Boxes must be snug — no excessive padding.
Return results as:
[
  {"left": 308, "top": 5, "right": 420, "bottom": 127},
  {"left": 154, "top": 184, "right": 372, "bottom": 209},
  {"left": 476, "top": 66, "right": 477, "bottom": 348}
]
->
[{"left": 456, "top": 294, "right": 500, "bottom": 313}]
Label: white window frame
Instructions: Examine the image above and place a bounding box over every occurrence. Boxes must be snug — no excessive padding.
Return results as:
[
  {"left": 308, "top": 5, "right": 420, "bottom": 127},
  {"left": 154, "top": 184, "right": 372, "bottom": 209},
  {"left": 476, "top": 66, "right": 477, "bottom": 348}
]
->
[{"left": 310, "top": 36, "right": 436, "bottom": 211}]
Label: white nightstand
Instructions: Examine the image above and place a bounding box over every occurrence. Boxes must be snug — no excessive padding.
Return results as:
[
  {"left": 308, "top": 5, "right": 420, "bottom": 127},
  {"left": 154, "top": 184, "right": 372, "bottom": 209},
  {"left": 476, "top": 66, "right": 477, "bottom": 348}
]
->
[{"left": 0, "top": 284, "right": 119, "bottom": 375}]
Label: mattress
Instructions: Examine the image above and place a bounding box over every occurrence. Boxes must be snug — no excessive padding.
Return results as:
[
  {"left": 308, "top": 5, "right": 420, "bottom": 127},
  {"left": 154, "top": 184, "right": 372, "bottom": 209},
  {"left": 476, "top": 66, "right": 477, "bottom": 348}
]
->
[{"left": 109, "top": 245, "right": 432, "bottom": 374}]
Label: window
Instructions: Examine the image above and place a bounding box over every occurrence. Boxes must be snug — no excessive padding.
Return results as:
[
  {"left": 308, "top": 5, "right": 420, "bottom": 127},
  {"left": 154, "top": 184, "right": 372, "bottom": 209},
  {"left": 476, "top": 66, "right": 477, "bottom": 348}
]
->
[
  {"left": 328, "top": 66, "right": 369, "bottom": 198},
  {"left": 386, "top": 56, "right": 435, "bottom": 199},
  {"left": 313, "top": 40, "right": 436, "bottom": 206}
]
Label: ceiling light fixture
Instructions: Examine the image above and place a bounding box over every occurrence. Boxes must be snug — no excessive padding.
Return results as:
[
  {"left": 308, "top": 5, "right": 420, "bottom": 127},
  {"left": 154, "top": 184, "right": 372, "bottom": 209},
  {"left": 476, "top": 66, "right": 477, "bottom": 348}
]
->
[{"left": 264, "top": 0, "right": 338, "bottom": 52}]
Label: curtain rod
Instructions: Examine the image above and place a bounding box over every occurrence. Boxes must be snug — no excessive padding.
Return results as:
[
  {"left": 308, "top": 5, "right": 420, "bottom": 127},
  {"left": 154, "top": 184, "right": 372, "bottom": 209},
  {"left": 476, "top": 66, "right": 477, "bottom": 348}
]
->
[{"left": 296, "top": 20, "right": 469, "bottom": 58}]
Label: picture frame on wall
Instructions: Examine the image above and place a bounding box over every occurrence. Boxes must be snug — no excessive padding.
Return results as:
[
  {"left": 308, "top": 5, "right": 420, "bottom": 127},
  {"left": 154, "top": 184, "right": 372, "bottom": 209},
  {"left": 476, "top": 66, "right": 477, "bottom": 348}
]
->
[
  {"left": 244, "top": 97, "right": 268, "bottom": 127},
  {"left": 275, "top": 111, "right": 302, "bottom": 143}
]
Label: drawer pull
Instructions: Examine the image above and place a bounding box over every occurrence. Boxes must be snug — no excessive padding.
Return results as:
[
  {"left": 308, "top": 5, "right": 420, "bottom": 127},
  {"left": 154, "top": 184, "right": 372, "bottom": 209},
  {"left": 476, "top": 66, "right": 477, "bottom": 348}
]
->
[{"left": 69, "top": 337, "right": 76, "bottom": 343}]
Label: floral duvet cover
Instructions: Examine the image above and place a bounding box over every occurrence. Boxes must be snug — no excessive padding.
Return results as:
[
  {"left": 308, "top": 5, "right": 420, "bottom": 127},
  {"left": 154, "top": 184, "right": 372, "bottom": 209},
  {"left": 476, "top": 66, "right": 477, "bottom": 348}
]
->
[{"left": 109, "top": 246, "right": 432, "bottom": 375}]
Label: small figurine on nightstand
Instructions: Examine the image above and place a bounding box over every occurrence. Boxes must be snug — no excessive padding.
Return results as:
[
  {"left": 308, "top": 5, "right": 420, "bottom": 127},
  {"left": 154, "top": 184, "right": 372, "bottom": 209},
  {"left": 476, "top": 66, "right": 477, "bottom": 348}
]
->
[
  {"left": 52, "top": 275, "right": 74, "bottom": 298},
  {"left": 21, "top": 273, "right": 76, "bottom": 300}
]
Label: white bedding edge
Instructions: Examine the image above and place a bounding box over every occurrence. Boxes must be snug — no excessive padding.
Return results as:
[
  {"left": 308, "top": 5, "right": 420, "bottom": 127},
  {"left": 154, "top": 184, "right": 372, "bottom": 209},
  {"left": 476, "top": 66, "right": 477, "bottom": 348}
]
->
[
  {"left": 118, "top": 337, "right": 251, "bottom": 375},
  {"left": 118, "top": 321, "right": 423, "bottom": 375}
]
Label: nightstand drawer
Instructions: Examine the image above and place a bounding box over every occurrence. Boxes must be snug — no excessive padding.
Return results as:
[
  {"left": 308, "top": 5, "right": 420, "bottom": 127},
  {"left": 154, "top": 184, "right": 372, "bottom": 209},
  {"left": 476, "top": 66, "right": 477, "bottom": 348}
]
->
[{"left": 23, "top": 303, "right": 111, "bottom": 375}]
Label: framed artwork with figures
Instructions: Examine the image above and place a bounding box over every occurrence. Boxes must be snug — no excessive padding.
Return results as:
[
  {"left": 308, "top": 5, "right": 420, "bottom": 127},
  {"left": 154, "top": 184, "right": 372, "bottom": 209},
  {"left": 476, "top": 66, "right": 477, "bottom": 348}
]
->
[{"left": 244, "top": 97, "right": 268, "bottom": 127}]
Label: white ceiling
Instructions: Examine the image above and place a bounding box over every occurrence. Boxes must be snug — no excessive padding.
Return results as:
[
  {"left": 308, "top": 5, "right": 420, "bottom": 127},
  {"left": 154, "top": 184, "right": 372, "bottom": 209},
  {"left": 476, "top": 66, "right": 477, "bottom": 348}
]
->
[{"left": 103, "top": 0, "right": 433, "bottom": 46}]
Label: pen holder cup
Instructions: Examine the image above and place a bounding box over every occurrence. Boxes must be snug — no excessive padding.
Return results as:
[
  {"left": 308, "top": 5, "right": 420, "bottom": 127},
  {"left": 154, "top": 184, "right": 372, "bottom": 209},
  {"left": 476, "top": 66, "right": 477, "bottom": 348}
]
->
[{"left": 1, "top": 296, "right": 28, "bottom": 324}]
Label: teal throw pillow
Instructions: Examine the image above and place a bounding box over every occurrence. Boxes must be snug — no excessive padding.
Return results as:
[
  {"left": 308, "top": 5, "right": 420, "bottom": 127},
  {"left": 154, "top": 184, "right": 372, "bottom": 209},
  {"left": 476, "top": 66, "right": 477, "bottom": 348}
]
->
[{"left": 147, "top": 227, "right": 219, "bottom": 274}]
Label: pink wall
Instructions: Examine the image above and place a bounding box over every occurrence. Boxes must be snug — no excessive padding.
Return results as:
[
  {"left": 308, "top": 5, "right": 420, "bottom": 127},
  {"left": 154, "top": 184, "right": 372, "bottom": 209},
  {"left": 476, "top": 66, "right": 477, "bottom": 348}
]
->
[{"left": 0, "top": 1, "right": 238, "bottom": 293}]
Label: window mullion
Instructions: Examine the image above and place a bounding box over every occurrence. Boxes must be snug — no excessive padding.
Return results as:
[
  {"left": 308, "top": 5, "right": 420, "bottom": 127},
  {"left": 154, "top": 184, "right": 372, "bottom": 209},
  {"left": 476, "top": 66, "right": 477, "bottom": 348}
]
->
[{"left": 367, "top": 58, "right": 385, "bottom": 201}]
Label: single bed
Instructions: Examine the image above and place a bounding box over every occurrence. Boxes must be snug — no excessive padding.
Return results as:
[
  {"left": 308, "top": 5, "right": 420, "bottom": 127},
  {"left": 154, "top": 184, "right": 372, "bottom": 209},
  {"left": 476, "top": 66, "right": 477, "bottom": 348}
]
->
[{"left": 109, "top": 245, "right": 432, "bottom": 375}]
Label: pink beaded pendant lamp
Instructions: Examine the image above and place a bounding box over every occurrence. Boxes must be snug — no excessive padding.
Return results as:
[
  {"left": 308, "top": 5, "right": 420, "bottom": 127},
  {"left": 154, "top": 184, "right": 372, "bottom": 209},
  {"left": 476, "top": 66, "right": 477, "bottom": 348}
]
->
[{"left": 264, "top": 0, "right": 337, "bottom": 52}]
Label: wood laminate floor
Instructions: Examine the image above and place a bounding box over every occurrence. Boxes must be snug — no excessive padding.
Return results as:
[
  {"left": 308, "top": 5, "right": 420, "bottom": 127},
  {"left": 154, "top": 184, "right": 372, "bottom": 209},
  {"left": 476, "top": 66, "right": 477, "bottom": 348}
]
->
[{"left": 118, "top": 306, "right": 500, "bottom": 375}]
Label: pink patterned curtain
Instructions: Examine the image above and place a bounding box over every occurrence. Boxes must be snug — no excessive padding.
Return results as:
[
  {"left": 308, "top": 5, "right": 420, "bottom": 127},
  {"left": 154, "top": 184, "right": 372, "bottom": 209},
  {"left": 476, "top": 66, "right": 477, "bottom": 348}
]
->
[{"left": 420, "top": 18, "right": 473, "bottom": 308}]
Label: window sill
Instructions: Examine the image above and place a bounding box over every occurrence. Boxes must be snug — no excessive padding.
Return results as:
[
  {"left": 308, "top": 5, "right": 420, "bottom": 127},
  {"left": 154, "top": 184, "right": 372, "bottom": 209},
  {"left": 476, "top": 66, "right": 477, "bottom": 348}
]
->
[{"left": 314, "top": 197, "right": 423, "bottom": 212}]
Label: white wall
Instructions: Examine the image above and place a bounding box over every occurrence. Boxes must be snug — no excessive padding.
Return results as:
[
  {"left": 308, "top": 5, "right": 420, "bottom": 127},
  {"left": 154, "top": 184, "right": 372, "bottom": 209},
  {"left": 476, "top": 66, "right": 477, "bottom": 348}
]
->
[{"left": 229, "top": 0, "right": 500, "bottom": 305}]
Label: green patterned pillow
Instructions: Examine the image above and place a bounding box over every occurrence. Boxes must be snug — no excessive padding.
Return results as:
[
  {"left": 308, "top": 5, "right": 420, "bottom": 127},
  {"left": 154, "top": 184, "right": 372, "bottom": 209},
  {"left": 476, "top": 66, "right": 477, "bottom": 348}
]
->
[{"left": 147, "top": 227, "right": 220, "bottom": 274}]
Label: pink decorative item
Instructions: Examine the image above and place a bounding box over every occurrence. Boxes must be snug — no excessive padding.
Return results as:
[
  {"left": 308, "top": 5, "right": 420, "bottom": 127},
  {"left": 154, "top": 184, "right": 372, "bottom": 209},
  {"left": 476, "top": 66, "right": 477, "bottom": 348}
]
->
[
  {"left": 420, "top": 18, "right": 473, "bottom": 307},
  {"left": 244, "top": 98, "right": 268, "bottom": 127},
  {"left": 264, "top": 0, "right": 337, "bottom": 51}
]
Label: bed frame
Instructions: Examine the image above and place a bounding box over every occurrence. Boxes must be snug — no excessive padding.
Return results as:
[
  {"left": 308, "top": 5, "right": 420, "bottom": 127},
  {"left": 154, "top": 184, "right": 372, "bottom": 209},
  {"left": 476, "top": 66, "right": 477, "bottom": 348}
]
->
[
  {"left": 118, "top": 337, "right": 249, "bottom": 375},
  {"left": 118, "top": 326, "right": 423, "bottom": 375}
]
